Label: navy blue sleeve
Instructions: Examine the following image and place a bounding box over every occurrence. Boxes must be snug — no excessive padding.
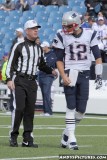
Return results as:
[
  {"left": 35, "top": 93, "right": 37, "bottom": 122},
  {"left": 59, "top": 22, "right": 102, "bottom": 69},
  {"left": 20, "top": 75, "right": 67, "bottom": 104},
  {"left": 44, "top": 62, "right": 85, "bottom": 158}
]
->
[
  {"left": 52, "top": 48, "right": 65, "bottom": 61},
  {"left": 46, "top": 52, "right": 57, "bottom": 68},
  {"left": 91, "top": 45, "right": 101, "bottom": 60}
]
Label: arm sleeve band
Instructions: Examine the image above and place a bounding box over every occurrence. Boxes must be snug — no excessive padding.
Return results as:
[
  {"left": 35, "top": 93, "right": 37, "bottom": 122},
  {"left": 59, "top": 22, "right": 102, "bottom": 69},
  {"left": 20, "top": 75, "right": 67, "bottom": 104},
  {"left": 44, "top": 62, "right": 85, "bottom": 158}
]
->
[
  {"left": 95, "top": 64, "right": 103, "bottom": 75},
  {"left": 52, "top": 48, "right": 65, "bottom": 61},
  {"left": 91, "top": 45, "right": 101, "bottom": 60}
]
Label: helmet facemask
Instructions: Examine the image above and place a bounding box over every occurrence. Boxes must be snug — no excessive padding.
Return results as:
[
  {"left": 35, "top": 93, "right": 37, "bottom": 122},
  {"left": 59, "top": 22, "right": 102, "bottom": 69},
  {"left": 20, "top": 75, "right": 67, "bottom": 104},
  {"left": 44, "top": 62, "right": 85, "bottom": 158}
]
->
[{"left": 62, "top": 23, "right": 79, "bottom": 34}]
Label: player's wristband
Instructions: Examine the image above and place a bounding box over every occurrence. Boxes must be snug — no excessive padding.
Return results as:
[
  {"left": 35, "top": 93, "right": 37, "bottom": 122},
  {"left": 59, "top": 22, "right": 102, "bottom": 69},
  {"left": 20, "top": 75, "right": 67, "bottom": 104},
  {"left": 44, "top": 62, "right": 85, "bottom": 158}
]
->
[{"left": 95, "top": 64, "right": 103, "bottom": 76}]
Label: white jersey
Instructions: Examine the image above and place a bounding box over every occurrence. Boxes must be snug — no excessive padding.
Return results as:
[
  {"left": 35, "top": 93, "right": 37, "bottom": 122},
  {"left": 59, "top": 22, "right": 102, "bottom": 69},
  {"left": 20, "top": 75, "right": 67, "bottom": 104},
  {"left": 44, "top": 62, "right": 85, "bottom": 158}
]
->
[
  {"left": 91, "top": 22, "right": 98, "bottom": 31},
  {"left": 97, "top": 24, "right": 107, "bottom": 50},
  {"left": 52, "top": 28, "right": 99, "bottom": 70}
]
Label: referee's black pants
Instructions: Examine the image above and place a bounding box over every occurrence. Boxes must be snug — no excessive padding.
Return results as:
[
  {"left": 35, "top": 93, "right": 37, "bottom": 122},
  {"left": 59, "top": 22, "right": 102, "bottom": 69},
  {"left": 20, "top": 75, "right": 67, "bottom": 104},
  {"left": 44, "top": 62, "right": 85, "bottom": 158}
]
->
[{"left": 11, "top": 75, "right": 37, "bottom": 142}]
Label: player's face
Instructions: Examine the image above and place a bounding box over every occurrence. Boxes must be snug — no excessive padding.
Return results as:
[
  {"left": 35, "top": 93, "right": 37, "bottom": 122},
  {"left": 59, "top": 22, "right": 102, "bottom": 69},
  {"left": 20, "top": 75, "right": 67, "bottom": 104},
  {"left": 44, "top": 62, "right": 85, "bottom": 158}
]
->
[
  {"left": 26, "top": 27, "right": 39, "bottom": 41},
  {"left": 62, "top": 23, "right": 78, "bottom": 34}
]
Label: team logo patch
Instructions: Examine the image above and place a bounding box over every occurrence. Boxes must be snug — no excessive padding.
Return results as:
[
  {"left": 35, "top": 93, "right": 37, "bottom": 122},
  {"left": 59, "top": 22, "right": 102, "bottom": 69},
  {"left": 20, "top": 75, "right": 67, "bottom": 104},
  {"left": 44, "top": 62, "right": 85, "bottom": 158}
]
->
[
  {"left": 53, "top": 39, "right": 58, "bottom": 43},
  {"left": 71, "top": 13, "right": 77, "bottom": 18}
]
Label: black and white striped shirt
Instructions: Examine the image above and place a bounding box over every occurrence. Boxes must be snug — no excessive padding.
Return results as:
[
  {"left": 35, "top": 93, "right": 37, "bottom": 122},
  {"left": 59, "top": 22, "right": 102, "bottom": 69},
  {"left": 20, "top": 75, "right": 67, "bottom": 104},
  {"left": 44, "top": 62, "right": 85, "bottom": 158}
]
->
[{"left": 6, "top": 37, "right": 42, "bottom": 81}]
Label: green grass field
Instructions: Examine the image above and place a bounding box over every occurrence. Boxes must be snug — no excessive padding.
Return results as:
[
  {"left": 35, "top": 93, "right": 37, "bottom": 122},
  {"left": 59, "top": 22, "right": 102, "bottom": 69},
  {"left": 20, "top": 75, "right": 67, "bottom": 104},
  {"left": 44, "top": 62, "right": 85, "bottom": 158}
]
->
[{"left": 0, "top": 111, "right": 107, "bottom": 160}]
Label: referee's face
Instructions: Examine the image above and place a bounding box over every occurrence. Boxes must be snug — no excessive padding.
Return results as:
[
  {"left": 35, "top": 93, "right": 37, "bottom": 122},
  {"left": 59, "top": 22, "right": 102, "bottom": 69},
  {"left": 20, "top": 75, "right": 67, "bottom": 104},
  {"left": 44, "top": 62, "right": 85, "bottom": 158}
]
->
[{"left": 26, "top": 27, "right": 39, "bottom": 41}]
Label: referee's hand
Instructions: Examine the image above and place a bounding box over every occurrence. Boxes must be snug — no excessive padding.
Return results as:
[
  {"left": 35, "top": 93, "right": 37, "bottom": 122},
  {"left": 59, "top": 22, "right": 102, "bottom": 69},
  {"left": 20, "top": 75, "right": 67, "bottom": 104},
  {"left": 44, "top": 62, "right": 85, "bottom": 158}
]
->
[{"left": 7, "top": 81, "right": 15, "bottom": 90}]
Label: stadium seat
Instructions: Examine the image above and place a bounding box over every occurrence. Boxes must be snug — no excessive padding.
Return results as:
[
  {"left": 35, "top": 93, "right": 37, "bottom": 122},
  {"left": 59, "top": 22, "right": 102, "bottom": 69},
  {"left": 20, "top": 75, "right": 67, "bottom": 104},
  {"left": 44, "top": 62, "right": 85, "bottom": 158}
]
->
[
  {"left": 0, "top": 21, "right": 5, "bottom": 28},
  {"left": 4, "top": 31, "right": 16, "bottom": 39},
  {"left": 59, "top": 6, "right": 71, "bottom": 14},
  {"left": 68, "top": 1, "right": 76, "bottom": 7},
  {"left": 0, "top": 33, "right": 4, "bottom": 41},
  {"left": 53, "top": 23, "right": 62, "bottom": 31},
  {"left": 45, "top": 5, "right": 59, "bottom": 13},
  {"left": 0, "top": 44, "right": 3, "bottom": 50},
  {"left": 48, "top": 33, "right": 55, "bottom": 43},
  {"left": 0, "top": 16, "right": 5, "bottom": 21},
  {"left": 74, "top": 0, "right": 82, "bottom": 6},
  {"left": 36, "top": 12, "right": 48, "bottom": 22},
  {"left": 36, "top": 11, "right": 49, "bottom": 19},
  {"left": 7, "top": 14, "right": 20, "bottom": 22},
  {"left": 2, "top": 37, "right": 13, "bottom": 46},
  {"left": 49, "top": 11, "right": 63, "bottom": 19},
  {"left": 2, "top": 21, "right": 10, "bottom": 28},
  {"left": 9, "top": 22, "right": 23, "bottom": 30},
  {"left": 39, "top": 33, "right": 49, "bottom": 42},
  {"left": 31, "top": 5, "right": 45, "bottom": 13},
  {"left": 0, "top": 48, "right": 4, "bottom": 60},
  {"left": 5, "top": 16, "right": 18, "bottom": 24},
  {"left": 0, "top": 10, "right": 9, "bottom": 17},
  {"left": 80, "top": 1, "right": 85, "bottom": 7},
  {"left": 94, "top": 3, "right": 101, "bottom": 13},
  {"left": 48, "top": 17, "right": 61, "bottom": 25},
  {"left": 8, "top": 10, "right": 22, "bottom": 17},
  {"left": 72, "top": 6, "right": 87, "bottom": 14},
  {"left": 36, "top": 17, "right": 48, "bottom": 24},
  {"left": 39, "top": 22, "right": 52, "bottom": 30},
  {"left": 19, "top": 16, "right": 34, "bottom": 26},
  {"left": 76, "top": 0, "right": 85, "bottom": 3},
  {"left": 22, "top": 10, "right": 35, "bottom": 19},
  {"left": 38, "top": 28, "right": 45, "bottom": 34},
  {"left": 43, "top": 28, "right": 54, "bottom": 36},
  {"left": 4, "top": 43, "right": 12, "bottom": 53},
  {"left": 0, "top": 27, "right": 9, "bottom": 34}
]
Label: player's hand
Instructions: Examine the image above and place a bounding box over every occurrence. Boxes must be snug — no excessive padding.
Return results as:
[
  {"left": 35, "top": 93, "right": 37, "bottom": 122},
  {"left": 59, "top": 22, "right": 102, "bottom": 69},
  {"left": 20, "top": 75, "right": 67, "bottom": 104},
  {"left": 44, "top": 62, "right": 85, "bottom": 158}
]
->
[
  {"left": 62, "top": 74, "right": 71, "bottom": 86},
  {"left": 95, "top": 75, "right": 102, "bottom": 89}
]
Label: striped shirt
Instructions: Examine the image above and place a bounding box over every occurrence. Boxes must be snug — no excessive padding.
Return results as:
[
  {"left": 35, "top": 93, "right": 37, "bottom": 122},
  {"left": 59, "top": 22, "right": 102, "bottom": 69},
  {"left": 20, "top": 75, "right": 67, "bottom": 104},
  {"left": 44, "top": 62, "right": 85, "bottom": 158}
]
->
[{"left": 6, "top": 37, "right": 42, "bottom": 81}]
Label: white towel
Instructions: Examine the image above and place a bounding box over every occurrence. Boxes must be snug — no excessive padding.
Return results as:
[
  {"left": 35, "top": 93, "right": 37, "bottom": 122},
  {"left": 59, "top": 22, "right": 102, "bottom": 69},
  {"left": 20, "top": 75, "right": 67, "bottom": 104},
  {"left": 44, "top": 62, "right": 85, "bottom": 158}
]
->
[{"left": 68, "top": 69, "right": 79, "bottom": 87}]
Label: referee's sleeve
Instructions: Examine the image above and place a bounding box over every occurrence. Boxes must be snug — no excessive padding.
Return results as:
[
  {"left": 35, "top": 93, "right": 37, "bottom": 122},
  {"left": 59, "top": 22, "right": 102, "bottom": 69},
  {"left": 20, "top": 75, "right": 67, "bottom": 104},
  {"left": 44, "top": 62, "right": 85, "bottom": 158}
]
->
[{"left": 6, "top": 43, "right": 19, "bottom": 81}]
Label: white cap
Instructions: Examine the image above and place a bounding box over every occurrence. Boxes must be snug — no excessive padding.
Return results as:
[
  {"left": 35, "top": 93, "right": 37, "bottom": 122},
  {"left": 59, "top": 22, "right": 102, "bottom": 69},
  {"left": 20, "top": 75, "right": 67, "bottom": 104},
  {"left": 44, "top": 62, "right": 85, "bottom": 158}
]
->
[
  {"left": 98, "top": 16, "right": 104, "bottom": 21},
  {"left": 24, "top": 20, "right": 41, "bottom": 30},
  {"left": 41, "top": 41, "right": 50, "bottom": 47},
  {"left": 16, "top": 28, "right": 24, "bottom": 33}
]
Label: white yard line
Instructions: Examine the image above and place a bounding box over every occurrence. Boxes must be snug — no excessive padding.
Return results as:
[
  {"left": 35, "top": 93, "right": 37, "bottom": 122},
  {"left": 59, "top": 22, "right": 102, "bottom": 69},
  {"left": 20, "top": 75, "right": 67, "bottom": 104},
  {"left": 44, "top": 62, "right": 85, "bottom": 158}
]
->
[
  {"left": 0, "top": 156, "right": 58, "bottom": 160},
  {"left": 0, "top": 135, "right": 107, "bottom": 138},
  {"left": 1, "top": 153, "right": 107, "bottom": 160},
  {"left": 0, "top": 124, "right": 107, "bottom": 129}
]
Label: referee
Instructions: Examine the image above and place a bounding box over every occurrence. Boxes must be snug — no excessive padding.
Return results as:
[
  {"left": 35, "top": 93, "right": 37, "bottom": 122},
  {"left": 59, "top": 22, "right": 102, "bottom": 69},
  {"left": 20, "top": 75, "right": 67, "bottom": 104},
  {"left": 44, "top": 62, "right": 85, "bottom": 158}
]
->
[{"left": 6, "top": 20, "right": 42, "bottom": 148}]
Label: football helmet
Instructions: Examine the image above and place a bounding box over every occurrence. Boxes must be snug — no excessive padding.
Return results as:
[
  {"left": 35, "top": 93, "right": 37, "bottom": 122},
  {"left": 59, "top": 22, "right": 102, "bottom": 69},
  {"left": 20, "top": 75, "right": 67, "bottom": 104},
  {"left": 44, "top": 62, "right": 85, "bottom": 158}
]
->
[{"left": 62, "top": 11, "right": 81, "bottom": 34}]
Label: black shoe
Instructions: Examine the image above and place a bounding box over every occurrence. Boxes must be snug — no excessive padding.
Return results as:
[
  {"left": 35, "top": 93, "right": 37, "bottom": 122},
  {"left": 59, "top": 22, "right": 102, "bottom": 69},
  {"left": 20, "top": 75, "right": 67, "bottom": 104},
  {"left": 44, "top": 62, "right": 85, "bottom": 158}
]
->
[
  {"left": 22, "top": 141, "right": 38, "bottom": 148},
  {"left": 10, "top": 138, "right": 18, "bottom": 147},
  {"left": 69, "top": 142, "right": 79, "bottom": 150}
]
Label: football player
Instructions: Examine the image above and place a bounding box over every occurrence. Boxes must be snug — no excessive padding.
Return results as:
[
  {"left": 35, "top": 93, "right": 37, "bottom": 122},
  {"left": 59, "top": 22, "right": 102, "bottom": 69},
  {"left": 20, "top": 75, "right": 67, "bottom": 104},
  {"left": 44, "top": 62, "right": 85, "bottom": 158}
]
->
[{"left": 52, "top": 11, "right": 103, "bottom": 150}]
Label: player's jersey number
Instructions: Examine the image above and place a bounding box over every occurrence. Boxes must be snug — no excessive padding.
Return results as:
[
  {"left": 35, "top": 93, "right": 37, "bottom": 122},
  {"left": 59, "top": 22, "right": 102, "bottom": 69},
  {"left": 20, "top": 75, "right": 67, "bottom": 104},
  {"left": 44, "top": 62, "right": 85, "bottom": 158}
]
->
[{"left": 69, "top": 44, "right": 87, "bottom": 60}]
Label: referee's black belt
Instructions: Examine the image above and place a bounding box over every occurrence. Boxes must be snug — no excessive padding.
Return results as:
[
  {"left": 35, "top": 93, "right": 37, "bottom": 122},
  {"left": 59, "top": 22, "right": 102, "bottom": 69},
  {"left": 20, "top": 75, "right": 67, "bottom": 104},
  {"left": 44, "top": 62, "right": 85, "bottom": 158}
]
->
[{"left": 17, "top": 72, "right": 36, "bottom": 81}]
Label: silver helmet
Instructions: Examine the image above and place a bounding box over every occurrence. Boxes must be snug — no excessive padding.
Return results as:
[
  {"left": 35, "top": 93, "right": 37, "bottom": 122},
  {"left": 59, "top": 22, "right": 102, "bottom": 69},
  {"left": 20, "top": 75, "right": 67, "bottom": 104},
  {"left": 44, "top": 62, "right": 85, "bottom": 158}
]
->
[{"left": 62, "top": 11, "right": 81, "bottom": 34}]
